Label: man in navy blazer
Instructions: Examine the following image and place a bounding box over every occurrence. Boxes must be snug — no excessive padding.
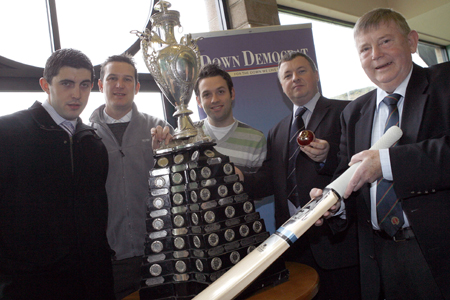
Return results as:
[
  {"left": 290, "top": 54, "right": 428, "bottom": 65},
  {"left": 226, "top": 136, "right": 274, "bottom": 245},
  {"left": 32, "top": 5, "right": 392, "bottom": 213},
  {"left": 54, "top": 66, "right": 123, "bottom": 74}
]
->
[
  {"left": 244, "top": 51, "right": 360, "bottom": 300},
  {"left": 314, "top": 8, "right": 450, "bottom": 300}
]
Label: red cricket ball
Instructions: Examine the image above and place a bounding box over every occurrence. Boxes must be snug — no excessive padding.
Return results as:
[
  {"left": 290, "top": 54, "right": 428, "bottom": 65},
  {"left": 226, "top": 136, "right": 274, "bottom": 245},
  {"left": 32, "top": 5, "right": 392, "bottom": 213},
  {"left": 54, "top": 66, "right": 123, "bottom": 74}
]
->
[{"left": 297, "top": 130, "right": 315, "bottom": 146}]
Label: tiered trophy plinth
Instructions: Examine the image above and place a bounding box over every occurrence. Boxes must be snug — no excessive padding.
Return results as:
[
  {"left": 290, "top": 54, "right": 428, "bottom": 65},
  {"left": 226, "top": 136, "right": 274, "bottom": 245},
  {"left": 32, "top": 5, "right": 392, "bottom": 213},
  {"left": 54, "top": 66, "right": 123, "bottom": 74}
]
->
[
  {"left": 135, "top": 2, "right": 288, "bottom": 298},
  {"left": 140, "top": 142, "right": 288, "bottom": 299}
]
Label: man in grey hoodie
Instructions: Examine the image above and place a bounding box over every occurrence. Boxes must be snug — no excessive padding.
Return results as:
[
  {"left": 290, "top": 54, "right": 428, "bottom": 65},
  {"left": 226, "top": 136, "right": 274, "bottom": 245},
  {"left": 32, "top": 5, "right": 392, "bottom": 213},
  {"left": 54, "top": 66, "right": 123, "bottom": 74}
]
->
[{"left": 90, "top": 54, "right": 172, "bottom": 300}]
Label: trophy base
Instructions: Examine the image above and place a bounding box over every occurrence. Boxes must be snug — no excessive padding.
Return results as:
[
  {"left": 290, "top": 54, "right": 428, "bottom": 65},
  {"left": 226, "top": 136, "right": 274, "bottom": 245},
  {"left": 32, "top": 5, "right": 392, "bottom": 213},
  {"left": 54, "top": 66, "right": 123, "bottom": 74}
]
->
[
  {"left": 173, "top": 113, "right": 199, "bottom": 141},
  {"left": 144, "top": 141, "right": 289, "bottom": 300},
  {"left": 155, "top": 121, "right": 213, "bottom": 155},
  {"left": 173, "top": 128, "right": 199, "bottom": 141},
  {"left": 155, "top": 136, "right": 213, "bottom": 155}
]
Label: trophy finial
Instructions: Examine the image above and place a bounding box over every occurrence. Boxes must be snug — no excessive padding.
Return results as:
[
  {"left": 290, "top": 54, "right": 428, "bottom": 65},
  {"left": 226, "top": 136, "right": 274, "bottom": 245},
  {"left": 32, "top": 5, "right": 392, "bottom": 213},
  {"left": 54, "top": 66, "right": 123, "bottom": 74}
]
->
[
  {"left": 154, "top": 0, "right": 171, "bottom": 13},
  {"left": 150, "top": 0, "right": 181, "bottom": 39}
]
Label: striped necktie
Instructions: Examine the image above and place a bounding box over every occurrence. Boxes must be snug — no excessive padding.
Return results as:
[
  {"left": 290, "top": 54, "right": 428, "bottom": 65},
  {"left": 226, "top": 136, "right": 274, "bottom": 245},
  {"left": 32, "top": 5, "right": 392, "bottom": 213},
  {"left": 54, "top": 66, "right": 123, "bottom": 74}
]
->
[
  {"left": 287, "top": 107, "right": 307, "bottom": 209},
  {"left": 60, "top": 120, "right": 75, "bottom": 136},
  {"left": 376, "top": 93, "right": 404, "bottom": 236}
]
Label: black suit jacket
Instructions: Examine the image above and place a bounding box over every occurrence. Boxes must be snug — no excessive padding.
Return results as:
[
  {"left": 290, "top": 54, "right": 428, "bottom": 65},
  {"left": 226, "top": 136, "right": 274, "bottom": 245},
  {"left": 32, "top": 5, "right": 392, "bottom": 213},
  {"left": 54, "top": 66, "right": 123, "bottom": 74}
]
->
[
  {"left": 246, "top": 96, "right": 358, "bottom": 270},
  {"left": 334, "top": 62, "right": 450, "bottom": 300}
]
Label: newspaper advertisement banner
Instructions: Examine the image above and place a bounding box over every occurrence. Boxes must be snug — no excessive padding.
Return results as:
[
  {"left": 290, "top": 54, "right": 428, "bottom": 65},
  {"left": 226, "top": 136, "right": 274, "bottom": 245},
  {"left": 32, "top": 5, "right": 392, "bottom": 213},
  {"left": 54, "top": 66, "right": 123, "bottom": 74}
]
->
[{"left": 192, "top": 24, "right": 317, "bottom": 233}]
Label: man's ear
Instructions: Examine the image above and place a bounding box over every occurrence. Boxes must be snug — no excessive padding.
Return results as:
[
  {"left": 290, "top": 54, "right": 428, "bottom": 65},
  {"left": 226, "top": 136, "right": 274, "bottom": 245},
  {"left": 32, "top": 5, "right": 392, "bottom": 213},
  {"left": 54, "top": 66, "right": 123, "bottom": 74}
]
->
[
  {"left": 98, "top": 79, "right": 104, "bottom": 92},
  {"left": 135, "top": 82, "right": 141, "bottom": 95},
  {"left": 408, "top": 30, "right": 419, "bottom": 54},
  {"left": 196, "top": 96, "right": 203, "bottom": 108},
  {"left": 39, "top": 77, "right": 50, "bottom": 94}
]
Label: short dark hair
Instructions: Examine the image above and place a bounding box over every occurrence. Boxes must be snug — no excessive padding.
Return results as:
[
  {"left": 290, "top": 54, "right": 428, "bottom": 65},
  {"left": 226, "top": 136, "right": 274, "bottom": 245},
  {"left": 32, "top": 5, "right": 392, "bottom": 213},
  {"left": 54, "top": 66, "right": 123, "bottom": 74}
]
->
[
  {"left": 100, "top": 54, "right": 139, "bottom": 83},
  {"left": 43, "top": 48, "right": 94, "bottom": 84},
  {"left": 194, "top": 63, "right": 233, "bottom": 97},
  {"left": 354, "top": 8, "right": 411, "bottom": 39},
  {"left": 278, "top": 51, "right": 317, "bottom": 78}
]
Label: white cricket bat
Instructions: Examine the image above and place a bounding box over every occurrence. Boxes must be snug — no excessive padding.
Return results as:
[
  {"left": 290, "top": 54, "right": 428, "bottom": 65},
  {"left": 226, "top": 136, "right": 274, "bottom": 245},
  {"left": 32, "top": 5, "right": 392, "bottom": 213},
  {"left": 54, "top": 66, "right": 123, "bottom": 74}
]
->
[{"left": 193, "top": 126, "right": 403, "bottom": 300}]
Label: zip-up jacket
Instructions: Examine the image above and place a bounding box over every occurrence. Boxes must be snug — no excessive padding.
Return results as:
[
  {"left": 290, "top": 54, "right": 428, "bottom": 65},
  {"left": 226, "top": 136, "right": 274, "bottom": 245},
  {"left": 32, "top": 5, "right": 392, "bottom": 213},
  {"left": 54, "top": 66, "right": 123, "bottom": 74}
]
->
[
  {"left": 0, "top": 101, "right": 114, "bottom": 299},
  {"left": 90, "top": 103, "right": 171, "bottom": 261}
]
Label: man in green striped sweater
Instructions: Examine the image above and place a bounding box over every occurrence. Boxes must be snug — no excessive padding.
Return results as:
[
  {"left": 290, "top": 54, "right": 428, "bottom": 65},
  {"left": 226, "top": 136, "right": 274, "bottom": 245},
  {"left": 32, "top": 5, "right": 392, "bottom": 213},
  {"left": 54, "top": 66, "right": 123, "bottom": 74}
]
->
[{"left": 194, "top": 63, "right": 267, "bottom": 174}]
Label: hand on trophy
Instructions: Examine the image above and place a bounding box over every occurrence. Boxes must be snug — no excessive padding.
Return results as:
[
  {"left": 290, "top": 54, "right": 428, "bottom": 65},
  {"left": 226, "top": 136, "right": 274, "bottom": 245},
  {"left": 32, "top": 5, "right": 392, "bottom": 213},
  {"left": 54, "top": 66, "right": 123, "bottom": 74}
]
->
[
  {"left": 234, "top": 166, "right": 244, "bottom": 181},
  {"left": 151, "top": 125, "right": 173, "bottom": 149}
]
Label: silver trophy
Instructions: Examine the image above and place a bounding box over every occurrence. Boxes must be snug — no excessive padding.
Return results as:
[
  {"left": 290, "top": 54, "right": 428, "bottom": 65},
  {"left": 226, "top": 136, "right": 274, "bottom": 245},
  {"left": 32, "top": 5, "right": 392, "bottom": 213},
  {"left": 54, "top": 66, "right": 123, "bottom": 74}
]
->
[
  {"left": 132, "top": 4, "right": 288, "bottom": 300},
  {"left": 133, "top": 0, "right": 210, "bottom": 153}
]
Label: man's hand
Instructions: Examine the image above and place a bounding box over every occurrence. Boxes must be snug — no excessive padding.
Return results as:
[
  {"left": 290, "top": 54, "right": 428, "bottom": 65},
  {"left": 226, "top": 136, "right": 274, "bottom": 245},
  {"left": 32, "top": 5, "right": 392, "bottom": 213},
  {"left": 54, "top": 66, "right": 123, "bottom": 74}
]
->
[
  {"left": 300, "top": 138, "right": 329, "bottom": 163},
  {"left": 234, "top": 166, "right": 244, "bottom": 181},
  {"left": 151, "top": 125, "right": 173, "bottom": 149},
  {"left": 309, "top": 188, "right": 342, "bottom": 226},
  {"left": 344, "top": 149, "right": 382, "bottom": 199}
]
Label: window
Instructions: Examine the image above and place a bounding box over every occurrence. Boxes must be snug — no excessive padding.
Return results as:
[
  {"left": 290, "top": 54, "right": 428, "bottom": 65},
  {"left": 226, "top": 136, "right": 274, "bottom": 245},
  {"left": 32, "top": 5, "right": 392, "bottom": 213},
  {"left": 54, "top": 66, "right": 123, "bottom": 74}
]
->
[
  {"left": 0, "top": 0, "right": 208, "bottom": 122},
  {"left": 417, "top": 42, "right": 449, "bottom": 66},
  {"left": 278, "top": 12, "right": 375, "bottom": 100}
]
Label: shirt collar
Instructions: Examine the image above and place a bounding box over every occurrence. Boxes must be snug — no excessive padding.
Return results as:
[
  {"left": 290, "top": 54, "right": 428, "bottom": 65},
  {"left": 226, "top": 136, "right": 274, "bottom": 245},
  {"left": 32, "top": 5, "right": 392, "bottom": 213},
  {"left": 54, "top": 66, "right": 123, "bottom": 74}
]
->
[
  {"left": 376, "top": 65, "right": 413, "bottom": 107},
  {"left": 103, "top": 108, "right": 133, "bottom": 124},
  {"left": 207, "top": 118, "right": 236, "bottom": 131},
  {"left": 42, "top": 99, "right": 78, "bottom": 128},
  {"left": 292, "top": 92, "right": 320, "bottom": 119}
]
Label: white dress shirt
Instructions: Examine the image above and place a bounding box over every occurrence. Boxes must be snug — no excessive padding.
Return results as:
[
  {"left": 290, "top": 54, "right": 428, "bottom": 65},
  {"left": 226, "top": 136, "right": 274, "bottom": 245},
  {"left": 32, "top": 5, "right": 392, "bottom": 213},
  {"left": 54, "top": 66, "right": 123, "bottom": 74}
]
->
[
  {"left": 42, "top": 100, "right": 77, "bottom": 135},
  {"left": 103, "top": 108, "right": 132, "bottom": 124},
  {"left": 291, "top": 92, "right": 320, "bottom": 128}
]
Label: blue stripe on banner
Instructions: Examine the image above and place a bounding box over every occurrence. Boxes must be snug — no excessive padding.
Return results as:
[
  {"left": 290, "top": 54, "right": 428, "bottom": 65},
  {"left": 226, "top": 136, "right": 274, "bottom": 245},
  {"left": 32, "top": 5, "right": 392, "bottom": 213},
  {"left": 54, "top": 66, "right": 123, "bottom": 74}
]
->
[{"left": 276, "top": 226, "right": 298, "bottom": 244}]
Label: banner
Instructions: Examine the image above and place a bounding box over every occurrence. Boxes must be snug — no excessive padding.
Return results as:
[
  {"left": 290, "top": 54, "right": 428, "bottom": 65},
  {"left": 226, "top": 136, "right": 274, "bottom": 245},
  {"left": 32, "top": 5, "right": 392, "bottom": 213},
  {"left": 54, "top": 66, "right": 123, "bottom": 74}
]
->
[{"left": 192, "top": 24, "right": 317, "bottom": 233}]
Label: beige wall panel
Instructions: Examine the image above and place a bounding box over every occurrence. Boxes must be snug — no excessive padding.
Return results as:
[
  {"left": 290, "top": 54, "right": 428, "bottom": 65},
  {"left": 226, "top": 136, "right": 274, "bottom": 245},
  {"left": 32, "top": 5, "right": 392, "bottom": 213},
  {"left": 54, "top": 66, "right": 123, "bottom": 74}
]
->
[{"left": 277, "top": 0, "right": 450, "bottom": 45}]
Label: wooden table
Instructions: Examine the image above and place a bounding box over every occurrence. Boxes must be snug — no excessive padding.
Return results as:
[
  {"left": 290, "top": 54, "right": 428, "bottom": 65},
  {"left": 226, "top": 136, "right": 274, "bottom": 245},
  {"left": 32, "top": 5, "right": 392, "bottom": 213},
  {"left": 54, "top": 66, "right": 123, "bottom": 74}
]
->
[
  {"left": 123, "top": 261, "right": 319, "bottom": 300},
  {"left": 245, "top": 261, "right": 319, "bottom": 300}
]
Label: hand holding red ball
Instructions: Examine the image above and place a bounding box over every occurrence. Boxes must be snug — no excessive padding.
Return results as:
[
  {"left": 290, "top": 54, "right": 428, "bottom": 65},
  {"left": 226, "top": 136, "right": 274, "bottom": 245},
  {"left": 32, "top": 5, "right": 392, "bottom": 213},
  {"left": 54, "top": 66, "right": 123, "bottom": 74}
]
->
[{"left": 297, "top": 130, "right": 315, "bottom": 146}]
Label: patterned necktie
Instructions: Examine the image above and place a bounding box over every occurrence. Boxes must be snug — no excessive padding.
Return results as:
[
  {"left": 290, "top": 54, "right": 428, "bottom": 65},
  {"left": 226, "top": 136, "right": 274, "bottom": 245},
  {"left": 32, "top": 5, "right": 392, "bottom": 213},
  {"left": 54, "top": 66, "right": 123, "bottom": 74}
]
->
[
  {"left": 287, "top": 107, "right": 307, "bottom": 208},
  {"left": 61, "top": 120, "right": 75, "bottom": 136},
  {"left": 376, "top": 93, "right": 404, "bottom": 236}
]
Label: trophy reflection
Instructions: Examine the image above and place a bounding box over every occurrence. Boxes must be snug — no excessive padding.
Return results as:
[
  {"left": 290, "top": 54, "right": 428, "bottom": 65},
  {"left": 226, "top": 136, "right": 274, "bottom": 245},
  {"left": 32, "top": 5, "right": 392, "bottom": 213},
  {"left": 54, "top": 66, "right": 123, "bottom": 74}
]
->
[{"left": 133, "top": 0, "right": 210, "bottom": 154}]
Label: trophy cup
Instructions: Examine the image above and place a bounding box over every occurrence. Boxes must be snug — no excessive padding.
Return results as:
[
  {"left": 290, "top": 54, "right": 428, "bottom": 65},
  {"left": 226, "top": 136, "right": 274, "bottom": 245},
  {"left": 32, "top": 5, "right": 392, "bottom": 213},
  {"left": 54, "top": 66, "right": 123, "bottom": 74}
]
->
[
  {"left": 133, "top": 0, "right": 210, "bottom": 153},
  {"left": 133, "top": 2, "right": 288, "bottom": 299}
]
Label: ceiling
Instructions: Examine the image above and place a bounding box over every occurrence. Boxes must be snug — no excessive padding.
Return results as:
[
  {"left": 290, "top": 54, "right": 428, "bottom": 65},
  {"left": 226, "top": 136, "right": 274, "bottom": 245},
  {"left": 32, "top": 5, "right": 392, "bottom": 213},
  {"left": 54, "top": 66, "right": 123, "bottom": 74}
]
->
[
  {"left": 278, "top": 0, "right": 450, "bottom": 46},
  {"left": 0, "top": 0, "right": 206, "bottom": 93}
]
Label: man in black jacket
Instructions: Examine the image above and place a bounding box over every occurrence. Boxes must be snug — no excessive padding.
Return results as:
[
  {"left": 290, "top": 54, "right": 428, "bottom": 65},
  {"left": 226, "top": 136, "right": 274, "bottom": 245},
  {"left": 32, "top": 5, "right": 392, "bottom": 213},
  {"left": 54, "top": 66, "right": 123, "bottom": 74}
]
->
[{"left": 0, "top": 48, "right": 114, "bottom": 300}]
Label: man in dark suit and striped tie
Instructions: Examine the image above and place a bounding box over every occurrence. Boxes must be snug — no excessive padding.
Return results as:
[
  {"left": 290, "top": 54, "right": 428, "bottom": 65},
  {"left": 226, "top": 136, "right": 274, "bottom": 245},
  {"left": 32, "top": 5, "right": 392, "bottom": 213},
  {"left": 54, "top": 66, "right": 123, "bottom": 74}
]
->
[
  {"left": 313, "top": 8, "right": 450, "bottom": 300},
  {"left": 244, "top": 51, "right": 359, "bottom": 300}
]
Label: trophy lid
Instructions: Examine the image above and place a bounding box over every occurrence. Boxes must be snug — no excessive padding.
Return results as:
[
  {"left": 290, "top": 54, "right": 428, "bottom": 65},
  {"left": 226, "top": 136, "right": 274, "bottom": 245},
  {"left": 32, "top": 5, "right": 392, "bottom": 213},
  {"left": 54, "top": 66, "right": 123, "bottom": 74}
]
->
[{"left": 151, "top": 1, "right": 181, "bottom": 28}]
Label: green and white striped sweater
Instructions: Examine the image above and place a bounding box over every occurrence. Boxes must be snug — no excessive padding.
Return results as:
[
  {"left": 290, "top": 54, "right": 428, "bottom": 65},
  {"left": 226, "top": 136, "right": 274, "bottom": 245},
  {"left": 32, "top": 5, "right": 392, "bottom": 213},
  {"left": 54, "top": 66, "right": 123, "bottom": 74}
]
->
[{"left": 202, "top": 120, "right": 267, "bottom": 174}]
